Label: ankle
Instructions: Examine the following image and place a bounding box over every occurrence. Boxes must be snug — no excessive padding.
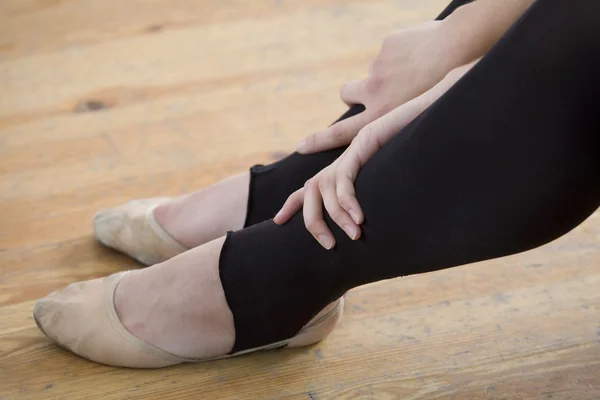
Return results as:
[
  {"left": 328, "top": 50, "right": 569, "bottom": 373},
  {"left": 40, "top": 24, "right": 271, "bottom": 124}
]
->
[
  {"left": 114, "top": 239, "right": 236, "bottom": 359},
  {"left": 153, "top": 173, "right": 250, "bottom": 249}
]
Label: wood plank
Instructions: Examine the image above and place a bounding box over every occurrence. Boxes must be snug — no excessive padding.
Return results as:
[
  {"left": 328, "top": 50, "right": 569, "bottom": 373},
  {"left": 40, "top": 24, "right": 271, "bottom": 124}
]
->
[{"left": 0, "top": 0, "right": 440, "bottom": 60}]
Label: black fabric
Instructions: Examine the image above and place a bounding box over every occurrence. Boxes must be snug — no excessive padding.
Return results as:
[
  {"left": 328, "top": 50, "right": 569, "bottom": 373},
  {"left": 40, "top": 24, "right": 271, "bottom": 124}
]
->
[
  {"left": 243, "top": 0, "right": 471, "bottom": 227},
  {"left": 221, "top": 0, "right": 600, "bottom": 353}
]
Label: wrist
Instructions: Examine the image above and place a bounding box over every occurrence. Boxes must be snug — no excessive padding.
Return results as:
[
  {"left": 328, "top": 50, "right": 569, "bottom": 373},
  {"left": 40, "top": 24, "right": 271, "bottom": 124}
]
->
[
  {"left": 437, "top": 6, "right": 484, "bottom": 68},
  {"left": 438, "top": 0, "right": 536, "bottom": 66}
]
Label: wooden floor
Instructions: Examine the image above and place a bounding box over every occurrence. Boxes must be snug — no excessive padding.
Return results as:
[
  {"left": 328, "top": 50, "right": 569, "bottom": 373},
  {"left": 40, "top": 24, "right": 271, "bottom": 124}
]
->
[{"left": 1, "top": 0, "right": 600, "bottom": 399}]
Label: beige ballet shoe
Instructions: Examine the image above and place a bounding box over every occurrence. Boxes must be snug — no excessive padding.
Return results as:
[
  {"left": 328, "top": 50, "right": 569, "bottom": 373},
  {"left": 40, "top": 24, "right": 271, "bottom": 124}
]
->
[
  {"left": 94, "top": 198, "right": 187, "bottom": 265},
  {"left": 33, "top": 272, "right": 344, "bottom": 368}
]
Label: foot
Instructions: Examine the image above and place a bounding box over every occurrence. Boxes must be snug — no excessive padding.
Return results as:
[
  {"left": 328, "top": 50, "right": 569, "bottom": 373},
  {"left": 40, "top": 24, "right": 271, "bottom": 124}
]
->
[
  {"left": 114, "top": 237, "right": 235, "bottom": 359},
  {"left": 34, "top": 237, "right": 344, "bottom": 368},
  {"left": 94, "top": 173, "right": 249, "bottom": 264},
  {"left": 153, "top": 173, "right": 250, "bottom": 248}
]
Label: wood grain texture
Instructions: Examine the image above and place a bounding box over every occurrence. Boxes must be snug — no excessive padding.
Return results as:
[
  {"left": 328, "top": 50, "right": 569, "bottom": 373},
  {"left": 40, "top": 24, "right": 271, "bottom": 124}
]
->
[{"left": 1, "top": 0, "right": 599, "bottom": 399}]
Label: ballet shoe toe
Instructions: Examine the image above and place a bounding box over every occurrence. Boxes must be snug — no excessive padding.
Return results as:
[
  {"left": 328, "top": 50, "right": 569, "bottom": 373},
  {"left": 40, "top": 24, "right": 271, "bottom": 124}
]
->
[{"left": 93, "top": 198, "right": 186, "bottom": 265}]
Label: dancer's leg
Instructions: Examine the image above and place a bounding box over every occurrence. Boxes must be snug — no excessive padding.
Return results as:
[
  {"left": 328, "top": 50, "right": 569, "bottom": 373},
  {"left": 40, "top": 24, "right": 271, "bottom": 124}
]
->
[
  {"left": 95, "top": 0, "right": 471, "bottom": 259},
  {"left": 219, "top": 0, "right": 600, "bottom": 352}
]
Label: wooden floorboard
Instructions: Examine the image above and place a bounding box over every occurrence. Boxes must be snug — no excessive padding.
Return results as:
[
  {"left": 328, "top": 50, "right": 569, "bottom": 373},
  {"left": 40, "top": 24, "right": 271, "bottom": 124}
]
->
[{"left": 1, "top": 0, "right": 599, "bottom": 399}]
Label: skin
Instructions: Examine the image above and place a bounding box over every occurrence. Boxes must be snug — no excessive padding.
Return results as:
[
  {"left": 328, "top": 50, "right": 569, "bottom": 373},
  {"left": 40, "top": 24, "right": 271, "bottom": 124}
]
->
[
  {"left": 154, "top": 172, "right": 249, "bottom": 249},
  {"left": 115, "top": 237, "right": 235, "bottom": 359}
]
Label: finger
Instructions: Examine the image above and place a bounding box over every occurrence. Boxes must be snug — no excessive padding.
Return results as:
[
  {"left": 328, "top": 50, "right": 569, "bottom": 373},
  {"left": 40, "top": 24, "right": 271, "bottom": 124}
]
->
[
  {"left": 333, "top": 148, "right": 364, "bottom": 225},
  {"left": 273, "top": 189, "right": 304, "bottom": 225},
  {"left": 320, "top": 175, "right": 361, "bottom": 240},
  {"left": 339, "top": 80, "right": 365, "bottom": 105},
  {"left": 296, "top": 112, "right": 373, "bottom": 155},
  {"left": 303, "top": 179, "right": 335, "bottom": 249}
]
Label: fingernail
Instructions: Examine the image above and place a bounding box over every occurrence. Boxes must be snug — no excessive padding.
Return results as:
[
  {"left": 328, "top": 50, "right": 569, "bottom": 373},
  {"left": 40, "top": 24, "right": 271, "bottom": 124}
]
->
[
  {"left": 343, "top": 225, "right": 357, "bottom": 240},
  {"left": 318, "top": 234, "right": 333, "bottom": 249},
  {"left": 296, "top": 140, "right": 307, "bottom": 152},
  {"left": 349, "top": 209, "right": 360, "bottom": 224}
]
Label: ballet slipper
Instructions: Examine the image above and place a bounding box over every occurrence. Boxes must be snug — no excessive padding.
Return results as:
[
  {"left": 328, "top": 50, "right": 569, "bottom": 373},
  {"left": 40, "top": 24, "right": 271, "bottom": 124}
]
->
[
  {"left": 93, "top": 198, "right": 187, "bottom": 265},
  {"left": 33, "top": 272, "right": 344, "bottom": 368}
]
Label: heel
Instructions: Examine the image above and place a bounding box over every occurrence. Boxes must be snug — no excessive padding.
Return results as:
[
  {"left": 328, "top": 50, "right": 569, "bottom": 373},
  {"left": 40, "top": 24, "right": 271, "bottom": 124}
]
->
[{"left": 287, "top": 297, "right": 344, "bottom": 348}]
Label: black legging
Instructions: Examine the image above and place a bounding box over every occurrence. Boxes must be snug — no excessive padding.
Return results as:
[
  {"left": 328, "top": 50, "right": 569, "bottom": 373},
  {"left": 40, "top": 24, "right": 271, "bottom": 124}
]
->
[{"left": 220, "top": 0, "right": 600, "bottom": 353}]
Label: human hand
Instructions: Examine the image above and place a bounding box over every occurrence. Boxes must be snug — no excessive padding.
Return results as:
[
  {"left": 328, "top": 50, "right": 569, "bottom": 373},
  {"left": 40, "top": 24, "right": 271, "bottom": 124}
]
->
[
  {"left": 275, "top": 59, "right": 481, "bottom": 249},
  {"left": 295, "top": 21, "right": 467, "bottom": 155}
]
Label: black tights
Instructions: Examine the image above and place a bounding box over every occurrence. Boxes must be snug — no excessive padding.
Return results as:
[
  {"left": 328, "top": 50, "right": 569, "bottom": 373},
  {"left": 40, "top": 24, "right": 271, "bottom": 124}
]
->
[{"left": 220, "top": 0, "right": 600, "bottom": 353}]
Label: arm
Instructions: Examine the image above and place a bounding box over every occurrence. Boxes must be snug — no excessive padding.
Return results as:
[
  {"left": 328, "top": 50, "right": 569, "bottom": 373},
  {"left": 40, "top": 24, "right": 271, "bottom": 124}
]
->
[
  {"left": 444, "top": 0, "right": 536, "bottom": 64},
  {"left": 297, "top": 0, "right": 536, "bottom": 155}
]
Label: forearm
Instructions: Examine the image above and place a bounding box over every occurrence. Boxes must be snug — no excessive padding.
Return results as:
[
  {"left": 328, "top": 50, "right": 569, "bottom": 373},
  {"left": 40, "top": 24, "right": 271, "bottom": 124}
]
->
[{"left": 441, "top": 0, "right": 536, "bottom": 64}]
